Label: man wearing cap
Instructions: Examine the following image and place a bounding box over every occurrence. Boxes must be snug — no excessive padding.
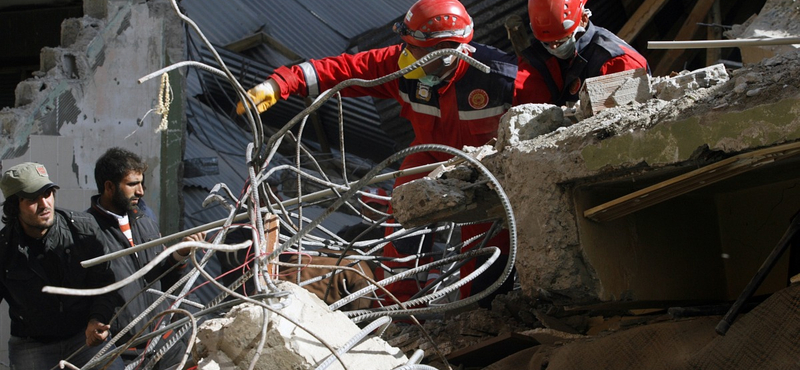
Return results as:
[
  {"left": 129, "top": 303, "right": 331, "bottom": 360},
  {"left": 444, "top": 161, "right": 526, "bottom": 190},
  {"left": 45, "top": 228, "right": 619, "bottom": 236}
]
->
[{"left": 0, "top": 162, "right": 124, "bottom": 369}]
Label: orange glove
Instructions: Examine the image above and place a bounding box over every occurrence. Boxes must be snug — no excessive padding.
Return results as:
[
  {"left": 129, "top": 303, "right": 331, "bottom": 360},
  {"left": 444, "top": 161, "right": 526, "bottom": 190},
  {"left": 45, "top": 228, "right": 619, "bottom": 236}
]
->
[{"left": 236, "top": 79, "right": 280, "bottom": 115}]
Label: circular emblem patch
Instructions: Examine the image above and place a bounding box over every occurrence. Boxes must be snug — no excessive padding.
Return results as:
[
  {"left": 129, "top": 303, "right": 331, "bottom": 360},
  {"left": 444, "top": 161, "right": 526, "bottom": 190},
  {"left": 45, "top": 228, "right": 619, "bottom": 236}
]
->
[
  {"left": 569, "top": 78, "right": 582, "bottom": 96},
  {"left": 468, "top": 89, "right": 489, "bottom": 109}
]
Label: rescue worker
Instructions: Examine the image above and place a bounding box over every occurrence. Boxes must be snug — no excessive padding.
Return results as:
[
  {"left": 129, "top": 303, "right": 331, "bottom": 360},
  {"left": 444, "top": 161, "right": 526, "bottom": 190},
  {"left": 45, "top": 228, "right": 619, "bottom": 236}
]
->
[
  {"left": 518, "top": 0, "right": 650, "bottom": 106},
  {"left": 0, "top": 162, "right": 124, "bottom": 369},
  {"left": 237, "top": 0, "right": 536, "bottom": 308},
  {"left": 88, "top": 148, "right": 204, "bottom": 369}
]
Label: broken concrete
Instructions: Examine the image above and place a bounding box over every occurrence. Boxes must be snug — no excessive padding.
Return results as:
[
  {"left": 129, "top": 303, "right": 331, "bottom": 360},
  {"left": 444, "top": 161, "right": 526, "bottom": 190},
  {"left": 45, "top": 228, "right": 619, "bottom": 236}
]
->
[
  {"left": 579, "top": 67, "right": 651, "bottom": 118},
  {"left": 724, "top": 0, "right": 800, "bottom": 65},
  {"left": 194, "top": 281, "right": 408, "bottom": 370},
  {"left": 650, "top": 63, "right": 729, "bottom": 101},
  {"left": 392, "top": 50, "right": 800, "bottom": 305}
]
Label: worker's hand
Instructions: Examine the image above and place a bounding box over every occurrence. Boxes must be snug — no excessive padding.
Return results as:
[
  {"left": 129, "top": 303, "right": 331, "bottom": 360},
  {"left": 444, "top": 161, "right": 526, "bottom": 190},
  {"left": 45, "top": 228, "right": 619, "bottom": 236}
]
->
[
  {"left": 236, "top": 79, "right": 280, "bottom": 115},
  {"left": 173, "top": 231, "right": 207, "bottom": 260},
  {"left": 85, "top": 319, "right": 111, "bottom": 347}
]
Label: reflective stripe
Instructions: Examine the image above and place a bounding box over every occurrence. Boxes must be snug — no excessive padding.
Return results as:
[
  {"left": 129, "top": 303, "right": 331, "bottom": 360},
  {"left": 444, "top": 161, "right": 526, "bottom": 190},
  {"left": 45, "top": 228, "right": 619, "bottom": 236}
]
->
[
  {"left": 458, "top": 105, "right": 509, "bottom": 120},
  {"left": 299, "top": 62, "right": 319, "bottom": 98},
  {"left": 399, "top": 91, "right": 442, "bottom": 117},
  {"left": 400, "top": 91, "right": 508, "bottom": 120}
]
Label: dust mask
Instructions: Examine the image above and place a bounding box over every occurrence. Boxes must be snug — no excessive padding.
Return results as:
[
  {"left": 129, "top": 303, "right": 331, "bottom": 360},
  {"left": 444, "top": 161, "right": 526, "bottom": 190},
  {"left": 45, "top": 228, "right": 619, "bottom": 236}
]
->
[{"left": 544, "top": 26, "right": 585, "bottom": 60}]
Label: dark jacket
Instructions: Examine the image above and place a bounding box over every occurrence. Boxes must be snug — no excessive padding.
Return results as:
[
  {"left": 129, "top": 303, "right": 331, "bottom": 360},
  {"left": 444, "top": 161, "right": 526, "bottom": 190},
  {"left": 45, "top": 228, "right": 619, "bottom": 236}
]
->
[
  {"left": 87, "top": 195, "right": 188, "bottom": 344},
  {"left": 0, "top": 209, "right": 120, "bottom": 341},
  {"left": 520, "top": 21, "right": 650, "bottom": 106}
]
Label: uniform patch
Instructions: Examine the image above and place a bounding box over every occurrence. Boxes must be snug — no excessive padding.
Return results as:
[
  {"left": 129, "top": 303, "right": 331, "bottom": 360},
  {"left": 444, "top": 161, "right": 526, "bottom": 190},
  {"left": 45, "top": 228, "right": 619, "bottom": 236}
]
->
[
  {"left": 569, "top": 78, "right": 582, "bottom": 96},
  {"left": 416, "top": 84, "right": 432, "bottom": 102},
  {"left": 468, "top": 89, "right": 489, "bottom": 109},
  {"left": 36, "top": 164, "right": 48, "bottom": 177}
]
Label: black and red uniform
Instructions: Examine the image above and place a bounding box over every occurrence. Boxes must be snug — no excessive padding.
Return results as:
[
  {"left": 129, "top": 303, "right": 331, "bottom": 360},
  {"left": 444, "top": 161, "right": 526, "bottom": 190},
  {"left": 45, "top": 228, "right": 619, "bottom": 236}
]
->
[
  {"left": 518, "top": 21, "right": 650, "bottom": 106},
  {"left": 269, "top": 42, "right": 535, "bottom": 305}
]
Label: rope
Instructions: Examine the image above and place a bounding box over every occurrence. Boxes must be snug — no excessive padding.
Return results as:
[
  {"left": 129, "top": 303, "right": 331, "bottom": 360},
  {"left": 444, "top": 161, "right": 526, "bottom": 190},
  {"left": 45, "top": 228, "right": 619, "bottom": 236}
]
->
[{"left": 155, "top": 73, "right": 172, "bottom": 132}]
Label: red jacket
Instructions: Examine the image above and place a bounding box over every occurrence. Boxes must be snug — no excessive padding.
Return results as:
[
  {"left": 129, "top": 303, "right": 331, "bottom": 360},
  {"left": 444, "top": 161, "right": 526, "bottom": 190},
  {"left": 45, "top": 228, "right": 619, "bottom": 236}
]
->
[
  {"left": 270, "top": 43, "right": 536, "bottom": 185},
  {"left": 518, "top": 22, "right": 649, "bottom": 106}
]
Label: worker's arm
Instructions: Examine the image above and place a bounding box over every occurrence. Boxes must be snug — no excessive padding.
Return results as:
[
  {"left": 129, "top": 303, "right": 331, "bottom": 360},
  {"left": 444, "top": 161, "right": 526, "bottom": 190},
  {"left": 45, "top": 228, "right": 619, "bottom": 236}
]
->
[{"left": 238, "top": 44, "right": 404, "bottom": 115}]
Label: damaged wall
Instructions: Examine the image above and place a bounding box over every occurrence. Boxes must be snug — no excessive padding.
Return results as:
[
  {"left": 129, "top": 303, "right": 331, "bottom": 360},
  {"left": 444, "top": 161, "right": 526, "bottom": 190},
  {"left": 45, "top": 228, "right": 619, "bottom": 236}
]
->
[
  {"left": 481, "top": 50, "right": 800, "bottom": 304},
  {"left": 0, "top": 0, "right": 183, "bottom": 216},
  {"left": 0, "top": 0, "right": 184, "bottom": 367}
]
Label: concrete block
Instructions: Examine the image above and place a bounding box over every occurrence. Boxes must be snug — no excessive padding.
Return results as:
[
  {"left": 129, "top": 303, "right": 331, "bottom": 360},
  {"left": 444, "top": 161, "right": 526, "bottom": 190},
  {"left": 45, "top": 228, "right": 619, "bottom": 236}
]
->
[
  {"left": 195, "top": 281, "right": 408, "bottom": 370},
  {"left": 40, "top": 47, "right": 59, "bottom": 75},
  {"left": 496, "top": 104, "right": 568, "bottom": 149},
  {"left": 578, "top": 68, "right": 651, "bottom": 118},
  {"left": 61, "top": 18, "right": 82, "bottom": 47},
  {"left": 651, "top": 64, "right": 729, "bottom": 101},
  {"left": 14, "top": 80, "right": 46, "bottom": 108}
]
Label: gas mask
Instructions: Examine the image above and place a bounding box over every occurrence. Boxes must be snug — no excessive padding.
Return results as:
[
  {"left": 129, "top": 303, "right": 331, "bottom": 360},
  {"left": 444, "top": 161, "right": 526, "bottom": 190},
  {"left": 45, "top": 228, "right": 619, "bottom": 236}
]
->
[{"left": 397, "top": 43, "right": 471, "bottom": 86}]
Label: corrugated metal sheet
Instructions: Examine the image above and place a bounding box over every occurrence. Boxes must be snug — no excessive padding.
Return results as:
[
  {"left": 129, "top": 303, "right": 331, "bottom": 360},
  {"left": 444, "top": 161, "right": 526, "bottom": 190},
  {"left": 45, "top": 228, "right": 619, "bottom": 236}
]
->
[
  {"left": 179, "top": 0, "right": 637, "bottom": 232},
  {"left": 182, "top": 0, "right": 417, "bottom": 63},
  {"left": 185, "top": 41, "right": 398, "bottom": 164}
]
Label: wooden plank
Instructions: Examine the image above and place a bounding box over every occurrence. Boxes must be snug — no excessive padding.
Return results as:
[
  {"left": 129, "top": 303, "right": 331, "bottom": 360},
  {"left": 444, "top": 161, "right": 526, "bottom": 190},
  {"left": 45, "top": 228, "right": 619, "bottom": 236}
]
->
[
  {"left": 446, "top": 332, "right": 539, "bottom": 368},
  {"left": 653, "top": 0, "right": 717, "bottom": 76},
  {"left": 584, "top": 141, "right": 800, "bottom": 222},
  {"left": 618, "top": 0, "right": 671, "bottom": 43},
  {"left": 225, "top": 32, "right": 302, "bottom": 62},
  {"left": 706, "top": 0, "right": 722, "bottom": 65}
]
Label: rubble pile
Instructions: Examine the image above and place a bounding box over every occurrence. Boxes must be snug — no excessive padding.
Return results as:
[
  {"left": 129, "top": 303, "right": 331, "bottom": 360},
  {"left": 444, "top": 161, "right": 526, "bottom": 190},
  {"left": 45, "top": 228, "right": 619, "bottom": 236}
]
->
[
  {"left": 380, "top": 48, "right": 800, "bottom": 367},
  {"left": 194, "top": 281, "right": 408, "bottom": 370}
]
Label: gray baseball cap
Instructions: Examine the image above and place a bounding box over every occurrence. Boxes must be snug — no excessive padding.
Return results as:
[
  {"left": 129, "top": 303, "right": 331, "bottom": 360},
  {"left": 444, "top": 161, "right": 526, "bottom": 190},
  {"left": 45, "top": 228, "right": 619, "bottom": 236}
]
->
[{"left": 1, "top": 162, "right": 60, "bottom": 199}]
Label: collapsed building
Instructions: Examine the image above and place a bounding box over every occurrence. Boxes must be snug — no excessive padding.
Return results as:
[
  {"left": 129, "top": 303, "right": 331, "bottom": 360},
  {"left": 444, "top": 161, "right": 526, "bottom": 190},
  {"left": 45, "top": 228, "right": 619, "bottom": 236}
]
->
[{"left": 0, "top": 0, "right": 799, "bottom": 369}]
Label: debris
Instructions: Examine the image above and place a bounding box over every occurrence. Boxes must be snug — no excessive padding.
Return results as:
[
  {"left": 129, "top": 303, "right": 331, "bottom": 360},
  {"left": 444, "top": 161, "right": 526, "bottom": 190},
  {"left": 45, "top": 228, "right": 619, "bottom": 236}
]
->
[
  {"left": 194, "top": 281, "right": 408, "bottom": 370},
  {"left": 578, "top": 67, "right": 651, "bottom": 118}
]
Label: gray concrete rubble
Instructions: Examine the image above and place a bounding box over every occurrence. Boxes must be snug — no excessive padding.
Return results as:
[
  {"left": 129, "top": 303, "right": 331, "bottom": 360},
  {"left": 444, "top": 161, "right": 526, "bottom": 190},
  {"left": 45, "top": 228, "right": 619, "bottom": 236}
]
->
[
  {"left": 724, "top": 0, "right": 800, "bottom": 65},
  {"left": 194, "top": 281, "right": 408, "bottom": 370},
  {"left": 391, "top": 49, "right": 800, "bottom": 305},
  {"left": 650, "top": 63, "right": 729, "bottom": 101}
]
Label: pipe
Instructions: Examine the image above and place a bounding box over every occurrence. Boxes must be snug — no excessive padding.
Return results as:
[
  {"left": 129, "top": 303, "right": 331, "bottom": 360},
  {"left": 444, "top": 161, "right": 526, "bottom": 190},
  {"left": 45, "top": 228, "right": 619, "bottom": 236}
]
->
[{"left": 649, "top": 36, "right": 800, "bottom": 49}]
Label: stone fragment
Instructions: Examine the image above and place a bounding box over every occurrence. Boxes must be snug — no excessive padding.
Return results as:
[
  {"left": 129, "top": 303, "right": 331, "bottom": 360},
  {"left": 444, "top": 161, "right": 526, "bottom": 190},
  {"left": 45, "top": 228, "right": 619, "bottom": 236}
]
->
[
  {"left": 194, "top": 281, "right": 408, "bottom": 370},
  {"left": 496, "top": 104, "right": 568, "bottom": 149},
  {"left": 651, "top": 63, "right": 729, "bottom": 101},
  {"left": 578, "top": 68, "right": 651, "bottom": 118}
]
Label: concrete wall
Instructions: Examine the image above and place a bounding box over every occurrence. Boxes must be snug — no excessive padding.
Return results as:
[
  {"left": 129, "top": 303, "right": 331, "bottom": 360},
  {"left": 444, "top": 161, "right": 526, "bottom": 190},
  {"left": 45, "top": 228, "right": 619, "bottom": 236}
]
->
[
  {"left": 0, "top": 0, "right": 185, "bottom": 367},
  {"left": 483, "top": 83, "right": 800, "bottom": 305}
]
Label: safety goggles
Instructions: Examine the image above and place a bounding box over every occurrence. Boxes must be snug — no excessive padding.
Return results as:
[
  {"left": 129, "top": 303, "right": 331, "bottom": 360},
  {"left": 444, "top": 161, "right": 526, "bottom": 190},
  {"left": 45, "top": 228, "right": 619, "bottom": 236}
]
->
[
  {"left": 392, "top": 21, "right": 472, "bottom": 42},
  {"left": 541, "top": 34, "right": 573, "bottom": 49}
]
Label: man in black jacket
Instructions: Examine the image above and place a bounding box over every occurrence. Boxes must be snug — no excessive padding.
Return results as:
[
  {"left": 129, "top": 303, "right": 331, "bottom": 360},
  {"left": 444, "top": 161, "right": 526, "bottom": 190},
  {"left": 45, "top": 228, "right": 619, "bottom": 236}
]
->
[
  {"left": 0, "top": 162, "right": 124, "bottom": 369},
  {"left": 88, "top": 148, "right": 204, "bottom": 369}
]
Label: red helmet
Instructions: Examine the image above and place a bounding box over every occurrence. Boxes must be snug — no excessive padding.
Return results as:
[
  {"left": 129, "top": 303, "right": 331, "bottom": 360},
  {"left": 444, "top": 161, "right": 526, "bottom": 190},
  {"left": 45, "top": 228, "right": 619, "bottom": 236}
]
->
[
  {"left": 394, "top": 0, "right": 474, "bottom": 48},
  {"left": 361, "top": 188, "right": 390, "bottom": 206},
  {"left": 528, "top": 0, "right": 585, "bottom": 42}
]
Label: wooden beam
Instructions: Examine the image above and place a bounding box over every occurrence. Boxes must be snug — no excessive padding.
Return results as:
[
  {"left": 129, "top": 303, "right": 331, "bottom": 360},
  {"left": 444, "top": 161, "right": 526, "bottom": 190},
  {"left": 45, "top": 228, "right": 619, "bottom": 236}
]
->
[
  {"left": 653, "top": 0, "right": 718, "bottom": 76},
  {"left": 618, "top": 0, "right": 671, "bottom": 43},
  {"left": 225, "top": 31, "right": 303, "bottom": 62},
  {"left": 705, "top": 0, "right": 722, "bottom": 66},
  {"left": 583, "top": 141, "right": 800, "bottom": 222}
]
